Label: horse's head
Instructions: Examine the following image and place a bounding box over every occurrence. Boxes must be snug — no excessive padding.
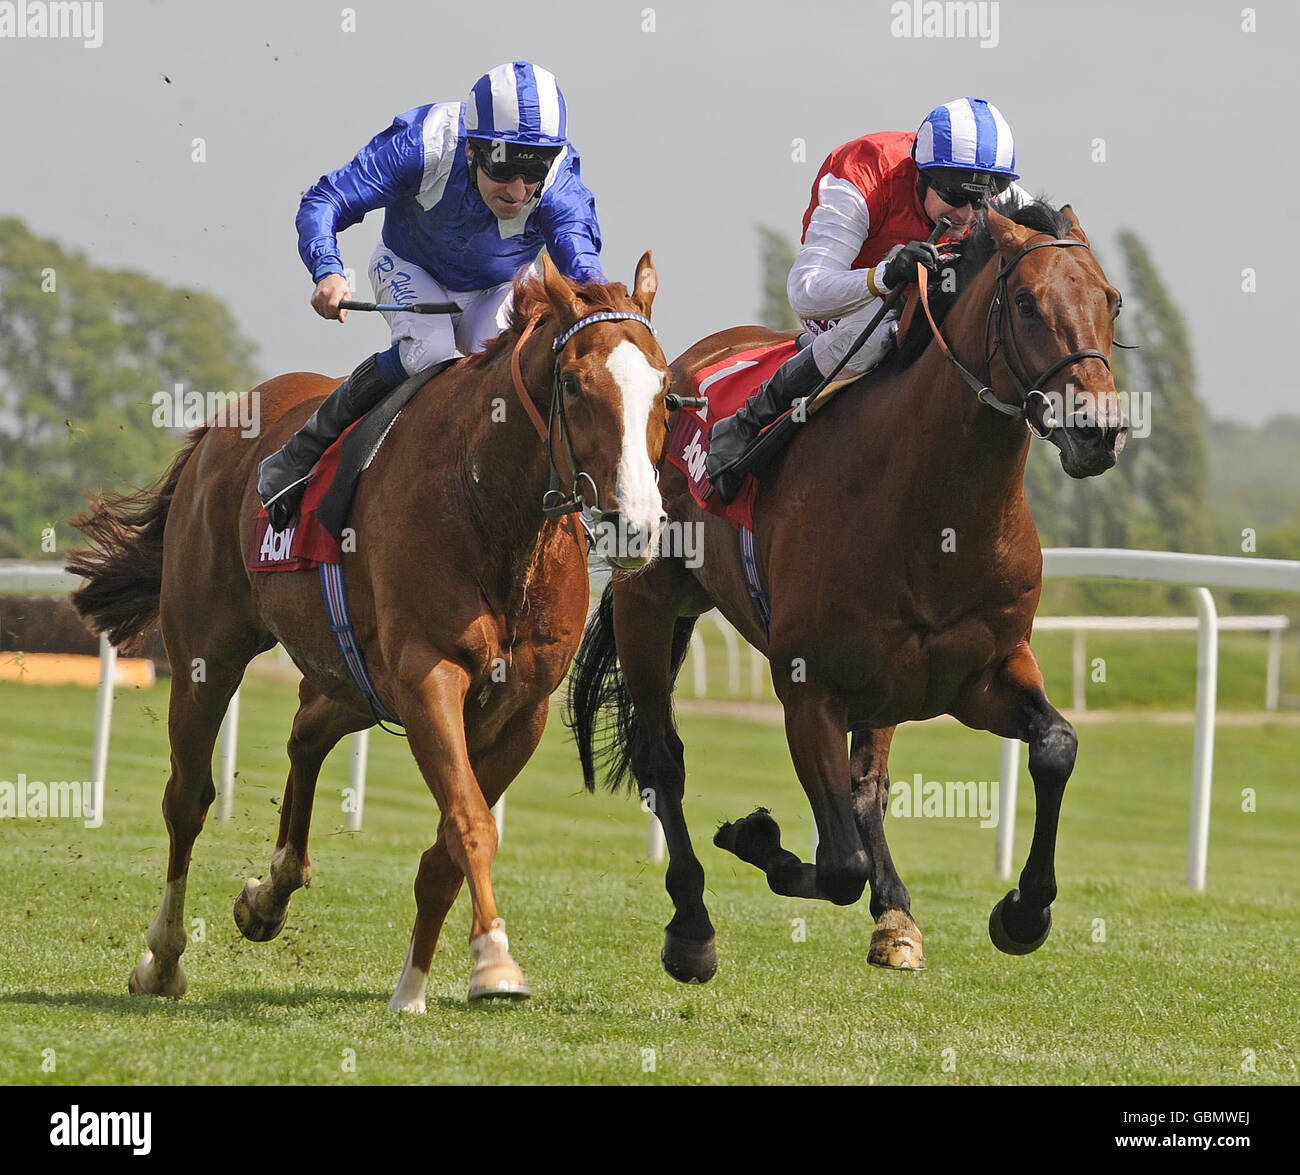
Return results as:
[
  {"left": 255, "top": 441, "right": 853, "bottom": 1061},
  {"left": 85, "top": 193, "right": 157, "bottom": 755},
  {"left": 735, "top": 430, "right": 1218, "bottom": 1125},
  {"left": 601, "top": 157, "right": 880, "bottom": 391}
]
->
[
  {"left": 537, "top": 251, "right": 670, "bottom": 572},
  {"left": 985, "top": 205, "right": 1127, "bottom": 478}
]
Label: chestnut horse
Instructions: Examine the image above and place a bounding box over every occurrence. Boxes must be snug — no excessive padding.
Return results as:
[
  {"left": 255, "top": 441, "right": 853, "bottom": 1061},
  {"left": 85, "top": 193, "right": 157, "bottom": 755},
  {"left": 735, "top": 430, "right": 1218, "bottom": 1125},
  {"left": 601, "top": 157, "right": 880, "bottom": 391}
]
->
[
  {"left": 568, "top": 204, "right": 1126, "bottom": 981},
  {"left": 69, "top": 254, "right": 671, "bottom": 1009}
]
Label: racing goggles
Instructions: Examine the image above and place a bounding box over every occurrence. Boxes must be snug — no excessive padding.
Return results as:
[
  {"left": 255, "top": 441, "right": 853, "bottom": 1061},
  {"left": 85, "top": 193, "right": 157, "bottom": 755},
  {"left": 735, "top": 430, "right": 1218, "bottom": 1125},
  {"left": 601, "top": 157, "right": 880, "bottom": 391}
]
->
[
  {"left": 471, "top": 141, "right": 559, "bottom": 185},
  {"left": 926, "top": 171, "right": 1012, "bottom": 208}
]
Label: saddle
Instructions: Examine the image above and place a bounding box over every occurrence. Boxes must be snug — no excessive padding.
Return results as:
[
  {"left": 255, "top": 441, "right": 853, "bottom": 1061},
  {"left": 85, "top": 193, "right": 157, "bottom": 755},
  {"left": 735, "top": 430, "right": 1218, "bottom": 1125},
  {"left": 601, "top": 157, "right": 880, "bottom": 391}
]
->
[{"left": 249, "top": 358, "right": 457, "bottom": 573}]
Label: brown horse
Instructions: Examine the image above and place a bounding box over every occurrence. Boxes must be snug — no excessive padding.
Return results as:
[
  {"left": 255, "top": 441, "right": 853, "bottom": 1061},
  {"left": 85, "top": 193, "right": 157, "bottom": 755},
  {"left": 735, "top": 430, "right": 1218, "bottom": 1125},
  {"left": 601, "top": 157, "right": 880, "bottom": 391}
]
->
[
  {"left": 69, "top": 253, "right": 672, "bottom": 1009},
  {"left": 568, "top": 204, "right": 1126, "bottom": 981}
]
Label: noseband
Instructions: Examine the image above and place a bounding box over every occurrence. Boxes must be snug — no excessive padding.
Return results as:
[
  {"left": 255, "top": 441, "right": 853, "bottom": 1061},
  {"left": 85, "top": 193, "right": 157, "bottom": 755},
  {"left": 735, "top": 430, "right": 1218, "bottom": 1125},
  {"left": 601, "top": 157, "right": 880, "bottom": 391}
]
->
[
  {"left": 918, "top": 235, "right": 1112, "bottom": 439},
  {"left": 510, "top": 309, "right": 657, "bottom": 522}
]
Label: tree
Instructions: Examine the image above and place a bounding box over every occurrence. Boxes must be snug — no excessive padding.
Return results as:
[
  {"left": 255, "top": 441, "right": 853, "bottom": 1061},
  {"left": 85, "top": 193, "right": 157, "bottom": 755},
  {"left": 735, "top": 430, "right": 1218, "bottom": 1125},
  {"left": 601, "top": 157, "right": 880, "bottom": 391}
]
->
[
  {"left": 756, "top": 226, "right": 799, "bottom": 331},
  {"left": 1112, "top": 229, "right": 1209, "bottom": 552},
  {"left": 0, "top": 218, "right": 259, "bottom": 557}
]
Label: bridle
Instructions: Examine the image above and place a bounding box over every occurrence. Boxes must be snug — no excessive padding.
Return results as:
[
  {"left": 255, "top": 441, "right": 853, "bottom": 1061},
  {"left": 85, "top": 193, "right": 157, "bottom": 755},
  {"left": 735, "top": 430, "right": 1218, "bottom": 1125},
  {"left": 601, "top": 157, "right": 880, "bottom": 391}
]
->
[
  {"left": 510, "top": 308, "right": 658, "bottom": 527},
  {"left": 917, "top": 234, "right": 1114, "bottom": 439}
]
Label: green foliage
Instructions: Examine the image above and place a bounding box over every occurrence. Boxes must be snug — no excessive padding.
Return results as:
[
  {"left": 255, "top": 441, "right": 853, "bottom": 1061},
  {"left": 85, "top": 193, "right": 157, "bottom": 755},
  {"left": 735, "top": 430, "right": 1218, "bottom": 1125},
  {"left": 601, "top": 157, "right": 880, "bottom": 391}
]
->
[
  {"left": 0, "top": 218, "right": 260, "bottom": 557},
  {"left": 1112, "top": 230, "right": 1210, "bottom": 552},
  {"left": 755, "top": 225, "right": 799, "bottom": 331}
]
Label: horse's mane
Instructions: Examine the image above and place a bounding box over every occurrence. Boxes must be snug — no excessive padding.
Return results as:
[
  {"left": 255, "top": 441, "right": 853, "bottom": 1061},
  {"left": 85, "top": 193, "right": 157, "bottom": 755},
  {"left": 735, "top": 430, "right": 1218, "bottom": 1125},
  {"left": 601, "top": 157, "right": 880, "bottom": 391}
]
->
[
  {"left": 893, "top": 199, "right": 1071, "bottom": 370},
  {"left": 469, "top": 271, "right": 643, "bottom": 371}
]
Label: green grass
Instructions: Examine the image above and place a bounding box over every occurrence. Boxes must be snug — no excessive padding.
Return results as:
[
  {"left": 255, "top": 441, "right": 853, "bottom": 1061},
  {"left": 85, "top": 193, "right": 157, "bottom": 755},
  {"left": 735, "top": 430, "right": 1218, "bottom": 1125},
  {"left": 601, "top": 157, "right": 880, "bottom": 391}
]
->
[{"left": 0, "top": 674, "right": 1296, "bottom": 1085}]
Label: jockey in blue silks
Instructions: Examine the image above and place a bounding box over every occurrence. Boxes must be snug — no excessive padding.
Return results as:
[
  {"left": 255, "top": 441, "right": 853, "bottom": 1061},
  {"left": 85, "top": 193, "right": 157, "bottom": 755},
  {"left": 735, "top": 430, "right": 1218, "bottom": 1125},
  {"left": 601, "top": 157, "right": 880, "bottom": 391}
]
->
[{"left": 259, "top": 61, "right": 605, "bottom": 529}]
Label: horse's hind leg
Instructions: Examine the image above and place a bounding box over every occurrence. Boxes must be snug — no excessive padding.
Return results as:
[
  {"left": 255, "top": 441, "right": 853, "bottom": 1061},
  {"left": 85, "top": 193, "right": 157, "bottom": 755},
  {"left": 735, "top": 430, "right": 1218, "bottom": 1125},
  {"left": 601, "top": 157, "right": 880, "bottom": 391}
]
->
[
  {"left": 849, "top": 726, "right": 924, "bottom": 970},
  {"left": 234, "top": 680, "right": 369, "bottom": 942},
  {"left": 953, "top": 639, "right": 1076, "bottom": 955},
  {"left": 613, "top": 575, "right": 717, "bottom": 985},
  {"left": 131, "top": 642, "right": 259, "bottom": 998},
  {"left": 389, "top": 703, "right": 546, "bottom": 1013},
  {"left": 715, "top": 682, "right": 867, "bottom": 906}
]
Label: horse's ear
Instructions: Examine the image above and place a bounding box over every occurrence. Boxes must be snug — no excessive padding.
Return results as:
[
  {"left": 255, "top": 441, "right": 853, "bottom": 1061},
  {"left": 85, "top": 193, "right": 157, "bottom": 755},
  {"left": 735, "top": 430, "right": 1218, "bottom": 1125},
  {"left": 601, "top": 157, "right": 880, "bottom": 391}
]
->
[
  {"left": 985, "top": 205, "right": 1033, "bottom": 255},
  {"left": 539, "top": 252, "right": 582, "bottom": 326},
  {"left": 1060, "top": 204, "right": 1090, "bottom": 245},
  {"left": 632, "top": 250, "right": 658, "bottom": 319}
]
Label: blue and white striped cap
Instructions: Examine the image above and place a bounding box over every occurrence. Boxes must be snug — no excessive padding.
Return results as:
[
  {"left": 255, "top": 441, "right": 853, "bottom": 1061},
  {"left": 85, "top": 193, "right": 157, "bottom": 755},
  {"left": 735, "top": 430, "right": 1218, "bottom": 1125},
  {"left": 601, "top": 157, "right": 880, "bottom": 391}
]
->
[
  {"left": 464, "top": 61, "right": 568, "bottom": 148},
  {"left": 914, "top": 97, "right": 1018, "bottom": 179}
]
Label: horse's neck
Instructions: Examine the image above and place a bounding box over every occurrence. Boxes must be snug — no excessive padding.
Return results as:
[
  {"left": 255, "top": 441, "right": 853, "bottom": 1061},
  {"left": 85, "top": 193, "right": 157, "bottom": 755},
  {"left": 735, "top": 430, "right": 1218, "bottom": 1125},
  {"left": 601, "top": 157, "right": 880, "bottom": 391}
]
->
[
  {"left": 411, "top": 323, "right": 567, "bottom": 599},
  {"left": 894, "top": 272, "right": 1033, "bottom": 530}
]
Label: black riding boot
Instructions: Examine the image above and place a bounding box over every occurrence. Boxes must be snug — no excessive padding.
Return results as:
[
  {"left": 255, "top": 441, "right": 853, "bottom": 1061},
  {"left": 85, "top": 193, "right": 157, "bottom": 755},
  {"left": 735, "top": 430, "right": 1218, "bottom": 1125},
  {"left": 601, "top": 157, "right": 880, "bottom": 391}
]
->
[
  {"left": 705, "top": 346, "right": 823, "bottom": 504},
  {"left": 258, "top": 353, "right": 395, "bottom": 530}
]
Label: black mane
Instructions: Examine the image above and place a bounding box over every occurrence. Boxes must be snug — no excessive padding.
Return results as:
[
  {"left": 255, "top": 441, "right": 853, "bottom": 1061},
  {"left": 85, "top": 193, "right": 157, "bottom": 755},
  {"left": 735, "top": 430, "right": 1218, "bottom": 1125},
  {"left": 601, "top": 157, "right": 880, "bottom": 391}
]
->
[{"left": 893, "top": 199, "right": 1071, "bottom": 370}]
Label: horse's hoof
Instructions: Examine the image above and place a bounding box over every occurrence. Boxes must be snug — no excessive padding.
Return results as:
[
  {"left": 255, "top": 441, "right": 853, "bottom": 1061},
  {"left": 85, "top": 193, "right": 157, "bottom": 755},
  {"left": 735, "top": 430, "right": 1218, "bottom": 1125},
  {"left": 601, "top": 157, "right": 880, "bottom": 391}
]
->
[
  {"left": 388, "top": 994, "right": 427, "bottom": 1014},
  {"left": 661, "top": 931, "right": 717, "bottom": 984},
  {"left": 128, "top": 950, "right": 186, "bottom": 999},
  {"left": 468, "top": 980, "right": 532, "bottom": 1002},
  {"left": 868, "top": 909, "right": 926, "bottom": 970},
  {"left": 468, "top": 963, "right": 531, "bottom": 1002},
  {"left": 988, "top": 889, "right": 1052, "bottom": 955},
  {"left": 714, "top": 807, "right": 779, "bottom": 860},
  {"left": 233, "top": 877, "right": 287, "bottom": 942},
  {"left": 467, "top": 919, "right": 531, "bottom": 1002}
]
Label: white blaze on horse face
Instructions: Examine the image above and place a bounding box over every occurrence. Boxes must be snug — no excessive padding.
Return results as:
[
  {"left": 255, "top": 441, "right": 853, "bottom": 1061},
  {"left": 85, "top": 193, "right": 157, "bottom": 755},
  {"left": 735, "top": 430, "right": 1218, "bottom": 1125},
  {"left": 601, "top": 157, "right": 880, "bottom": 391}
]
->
[{"left": 605, "top": 339, "right": 665, "bottom": 539}]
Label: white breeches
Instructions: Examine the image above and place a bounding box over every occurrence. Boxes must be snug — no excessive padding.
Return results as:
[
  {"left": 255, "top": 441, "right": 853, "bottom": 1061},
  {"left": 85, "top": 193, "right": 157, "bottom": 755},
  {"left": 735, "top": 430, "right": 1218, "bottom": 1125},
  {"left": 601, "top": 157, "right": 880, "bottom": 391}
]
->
[
  {"left": 803, "top": 296, "right": 901, "bottom": 379},
  {"left": 368, "top": 244, "right": 541, "bottom": 374}
]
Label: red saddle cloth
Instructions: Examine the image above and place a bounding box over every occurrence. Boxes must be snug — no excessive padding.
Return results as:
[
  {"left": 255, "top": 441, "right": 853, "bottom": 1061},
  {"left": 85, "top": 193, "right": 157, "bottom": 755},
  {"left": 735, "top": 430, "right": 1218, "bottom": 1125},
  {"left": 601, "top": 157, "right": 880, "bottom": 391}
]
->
[
  {"left": 248, "top": 422, "right": 360, "bottom": 572},
  {"left": 665, "top": 339, "right": 799, "bottom": 531}
]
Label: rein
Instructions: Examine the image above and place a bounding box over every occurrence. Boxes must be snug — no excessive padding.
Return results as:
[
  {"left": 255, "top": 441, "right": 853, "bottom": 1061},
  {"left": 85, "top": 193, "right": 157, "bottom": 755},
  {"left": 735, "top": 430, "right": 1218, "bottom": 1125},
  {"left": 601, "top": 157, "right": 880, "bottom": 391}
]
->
[
  {"left": 916, "top": 235, "right": 1112, "bottom": 439},
  {"left": 509, "top": 307, "right": 657, "bottom": 526}
]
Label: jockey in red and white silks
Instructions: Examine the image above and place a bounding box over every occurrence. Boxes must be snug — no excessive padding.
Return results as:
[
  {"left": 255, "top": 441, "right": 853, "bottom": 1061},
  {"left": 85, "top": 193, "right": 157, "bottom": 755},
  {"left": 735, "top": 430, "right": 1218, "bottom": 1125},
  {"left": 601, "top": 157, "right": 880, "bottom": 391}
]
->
[
  {"left": 791, "top": 101, "right": 1030, "bottom": 380},
  {"left": 706, "top": 97, "right": 1032, "bottom": 504}
]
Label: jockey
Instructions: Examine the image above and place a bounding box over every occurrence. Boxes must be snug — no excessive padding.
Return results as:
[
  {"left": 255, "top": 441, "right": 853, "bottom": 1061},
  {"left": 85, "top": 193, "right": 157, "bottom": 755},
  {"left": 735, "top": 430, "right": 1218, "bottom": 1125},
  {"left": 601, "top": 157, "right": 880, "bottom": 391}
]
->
[
  {"left": 259, "top": 61, "right": 604, "bottom": 529},
  {"left": 706, "top": 96, "right": 1032, "bottom": 503}
]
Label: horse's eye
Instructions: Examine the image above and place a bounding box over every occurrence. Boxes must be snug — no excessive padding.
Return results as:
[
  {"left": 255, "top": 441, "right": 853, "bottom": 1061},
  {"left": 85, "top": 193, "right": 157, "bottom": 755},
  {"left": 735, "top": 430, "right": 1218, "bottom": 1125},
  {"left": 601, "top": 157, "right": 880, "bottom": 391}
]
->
[
  {"left": 1015, "top": 290, "right": 1036, "bottom": 318},
  {"left": 1113, "top": 296, "right": 1123, "bottom": 319},
  {"left": 563, "top": 374, "right": 580, "bottom": 400}
]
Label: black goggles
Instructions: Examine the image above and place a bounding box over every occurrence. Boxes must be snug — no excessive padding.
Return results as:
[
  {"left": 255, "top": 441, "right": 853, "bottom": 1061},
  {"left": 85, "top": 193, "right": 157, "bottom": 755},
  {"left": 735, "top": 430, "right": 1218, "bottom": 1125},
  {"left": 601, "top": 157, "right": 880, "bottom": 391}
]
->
[
  {"left": 471, "top": 144, "right": 556, "bottom": 185},
  {"left": 926, "top": 173, "right": 1012, "bottom": 208}
]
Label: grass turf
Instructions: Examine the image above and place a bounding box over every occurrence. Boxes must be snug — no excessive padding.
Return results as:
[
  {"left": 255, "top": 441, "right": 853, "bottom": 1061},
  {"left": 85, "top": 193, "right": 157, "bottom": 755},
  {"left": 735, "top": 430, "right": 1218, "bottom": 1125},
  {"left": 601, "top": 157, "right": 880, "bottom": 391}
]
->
[{"left": 0, "top": 673, "right": 1295, "bottom": 1085}]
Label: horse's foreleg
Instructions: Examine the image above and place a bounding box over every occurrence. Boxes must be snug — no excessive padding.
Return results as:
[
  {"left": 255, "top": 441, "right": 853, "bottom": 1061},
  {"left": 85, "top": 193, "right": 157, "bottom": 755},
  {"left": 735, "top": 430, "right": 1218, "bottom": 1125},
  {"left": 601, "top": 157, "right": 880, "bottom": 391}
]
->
[
  {"left": 389, "top": 704, "right": 545, "bottom": 1013},
  {"left": 396, "top": 657, "right": 528, "bottom": 1002},
  {"left": 234, "top": 681, "right": 367, "bottom": 942},
  {"left": 613, "top": 584, "right": 716, "bottom": 984},
  {"left": 849, "top": 726, "right": 924, "bottom": 970},
  {"left": 954, "top": 639, "right": 1077, "bottom": 955}
]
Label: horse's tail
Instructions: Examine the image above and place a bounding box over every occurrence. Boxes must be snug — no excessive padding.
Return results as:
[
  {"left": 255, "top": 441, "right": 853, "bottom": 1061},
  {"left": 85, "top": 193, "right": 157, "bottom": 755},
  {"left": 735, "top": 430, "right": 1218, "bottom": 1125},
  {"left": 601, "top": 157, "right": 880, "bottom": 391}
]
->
[
  {"left": 66, "top": 427, "right": 209, "bottom": 652},
  {"left": 564, "top": 582, "right": 696, "bottom": 793}
]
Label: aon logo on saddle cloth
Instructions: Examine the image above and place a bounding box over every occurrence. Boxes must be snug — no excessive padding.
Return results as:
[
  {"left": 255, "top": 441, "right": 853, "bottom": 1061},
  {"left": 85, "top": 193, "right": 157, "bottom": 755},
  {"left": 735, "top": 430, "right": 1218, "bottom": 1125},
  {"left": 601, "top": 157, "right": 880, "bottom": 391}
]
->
[{"left": 260, "top": 525, "right": 296, "bottom": 562}]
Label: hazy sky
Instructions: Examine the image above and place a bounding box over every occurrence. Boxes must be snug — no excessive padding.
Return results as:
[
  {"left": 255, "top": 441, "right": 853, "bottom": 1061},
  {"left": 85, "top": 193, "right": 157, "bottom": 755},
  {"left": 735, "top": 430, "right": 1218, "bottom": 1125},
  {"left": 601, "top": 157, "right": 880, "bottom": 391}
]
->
[{"left": 2, "top": 0, "right": 1297, "bottom": 424}]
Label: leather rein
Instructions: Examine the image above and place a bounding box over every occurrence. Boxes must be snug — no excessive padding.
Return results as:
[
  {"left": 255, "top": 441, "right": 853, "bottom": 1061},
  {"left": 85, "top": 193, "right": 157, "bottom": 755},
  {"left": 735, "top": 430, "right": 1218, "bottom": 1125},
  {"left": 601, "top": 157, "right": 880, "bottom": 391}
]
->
[
  {"left": 509, "top": 307, "right": 657, "bottom": 528},
  {"left": 916, "top": 235, "right": 1112, "bottom": 439}
]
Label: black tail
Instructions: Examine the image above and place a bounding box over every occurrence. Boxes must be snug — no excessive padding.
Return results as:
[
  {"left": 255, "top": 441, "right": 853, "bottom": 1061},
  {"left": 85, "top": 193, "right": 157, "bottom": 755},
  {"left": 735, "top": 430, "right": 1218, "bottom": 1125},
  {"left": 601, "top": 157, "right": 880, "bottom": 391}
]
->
[
  {"left": 564, "top": 582, "right": 696, "bottom": 793},
  {"left": 66, "top": 428, "right": 208, "bottom": 652}
]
